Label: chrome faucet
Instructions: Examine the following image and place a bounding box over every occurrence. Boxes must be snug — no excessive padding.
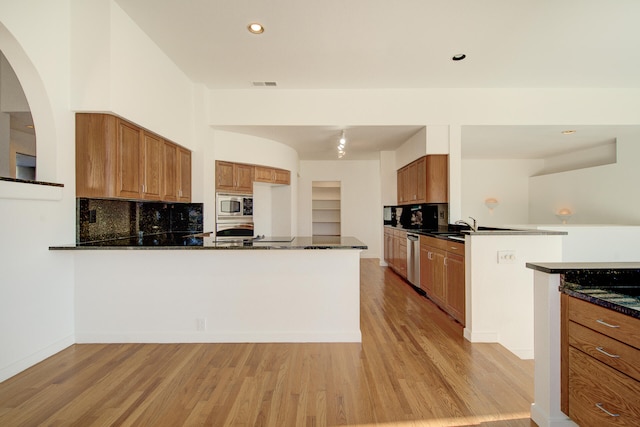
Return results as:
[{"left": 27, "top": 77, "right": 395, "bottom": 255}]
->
[{"left": 455, "top": 216, "right": 477, "bottom": 232}]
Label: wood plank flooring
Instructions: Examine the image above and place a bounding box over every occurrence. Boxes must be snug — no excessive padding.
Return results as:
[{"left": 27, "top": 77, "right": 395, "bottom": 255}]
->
[{"left": 0, "top": 258, "right": 536, "bottom": 426}]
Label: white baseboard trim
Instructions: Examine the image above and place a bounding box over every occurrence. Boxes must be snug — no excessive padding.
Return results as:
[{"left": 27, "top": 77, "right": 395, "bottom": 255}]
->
[
  {"left": 74, "top": 330, "right": 362, "bottom": 344},
  {"left": 509, "top": 348, "right": 534, "bottom": 360},
  {"left": 530, "top": 403, "right": 578, "bottom": 427},
  {"left": 463, "top": 328, "right": 499, "bottom": 343},
  {"left": 0, "top": 335, "right": 74, "bottom": 382}
]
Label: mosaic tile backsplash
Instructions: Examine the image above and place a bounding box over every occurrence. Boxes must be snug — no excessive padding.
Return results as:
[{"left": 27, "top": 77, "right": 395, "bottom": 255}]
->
[{"left": 77, "top": 198, "right": 203, "bottom": 243}]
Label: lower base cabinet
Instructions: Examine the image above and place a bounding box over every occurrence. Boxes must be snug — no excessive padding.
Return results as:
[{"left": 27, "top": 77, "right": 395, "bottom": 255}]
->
[
  {"left": 562, "top": 295, "right": 640, "bottom": 426},
  {"left": 419, "top": 235, "right": 465, "bottom": 325},
  {"left": 384, "top": 227, "right": 407, "bottom": 279}
]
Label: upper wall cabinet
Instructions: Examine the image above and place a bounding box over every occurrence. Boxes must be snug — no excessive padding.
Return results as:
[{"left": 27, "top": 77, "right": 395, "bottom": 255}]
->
[
  {"left": 397, "top": 155, "right": 448, "bottom": 205},
  {"left": 215, "top": 161, "right": 254, "bottom": 193},
  {"left": 162, "top": 142, "right": 192, "bottom": 202},
  {"left": 76, "top": 113, "right": 192, "bottom": 202},
  {"left": 254, "top": 165, "right": 291, "bottom": 185},
  {"left": 216, "top": 161, "right": 291, "bottom": 193}
]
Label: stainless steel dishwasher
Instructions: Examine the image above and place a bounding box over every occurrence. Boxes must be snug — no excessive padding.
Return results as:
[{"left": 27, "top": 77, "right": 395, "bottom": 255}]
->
[{"left": 406, "top": 233, "right": 420, "bottom": 287}]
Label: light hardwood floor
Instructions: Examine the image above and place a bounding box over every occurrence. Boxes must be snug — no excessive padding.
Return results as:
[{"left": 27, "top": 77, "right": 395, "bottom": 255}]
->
[{"left": 0, "top": 259, "right": 536, "bottom": 426}]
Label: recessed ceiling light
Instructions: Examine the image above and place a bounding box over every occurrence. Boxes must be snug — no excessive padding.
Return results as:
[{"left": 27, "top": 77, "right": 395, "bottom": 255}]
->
[
  {"left": 452, "top": 54, "right": 466, "bottom": 61},
  {"left": 247, "top": 23, "right": 264, "bottom": 34},
  {"left": 561, "top": 130, "right": 576, "bottom": 135}
]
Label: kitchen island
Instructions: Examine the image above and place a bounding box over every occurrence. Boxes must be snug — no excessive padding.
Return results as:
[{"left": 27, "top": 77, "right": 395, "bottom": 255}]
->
[
  {"left": 527, "top": 262, "right": 640, "bottom": 427},
  {"left": 50, "top": 236, "right": 367, "bottom": 344}
]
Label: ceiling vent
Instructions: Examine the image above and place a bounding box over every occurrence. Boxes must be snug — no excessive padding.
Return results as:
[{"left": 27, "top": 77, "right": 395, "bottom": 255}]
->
[{"left": 252, "top": 81, "right": 278, "bottom": 87}]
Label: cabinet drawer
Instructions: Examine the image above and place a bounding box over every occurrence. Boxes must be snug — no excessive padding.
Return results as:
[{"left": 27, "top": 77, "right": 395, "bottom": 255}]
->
[
  {"left": 569, "top": 321, "right": 640, "bottom": 382},
  {"left": 568, "top": 347, "right": 640, "bottom": 427},
  {"left": 420, "top": 235, "right": 464, "bottom": 255},
  {"left": 568, "top": 297, "right": 640, "bottom": 349}
]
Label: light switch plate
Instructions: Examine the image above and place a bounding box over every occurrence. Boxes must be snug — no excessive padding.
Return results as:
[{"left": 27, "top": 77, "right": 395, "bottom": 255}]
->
[{"left": 497, "top": 250, "right": 516, "bottom": 264}]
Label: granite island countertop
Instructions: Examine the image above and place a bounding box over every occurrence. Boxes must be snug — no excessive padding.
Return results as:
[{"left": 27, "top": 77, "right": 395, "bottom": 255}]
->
[
  {"left": 50, "top": 233, "right": 368, "bottom": 250},
  {"left": 527, "top": 262, "right": 640, "bottom": 319},
  {"left": 384, "top": 224, "right": 566, "bottom": 243}
]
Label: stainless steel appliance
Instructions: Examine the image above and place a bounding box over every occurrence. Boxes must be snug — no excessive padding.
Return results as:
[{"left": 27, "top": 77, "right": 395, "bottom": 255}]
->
[
  {"left": 215, "top": 221, "right": 254, "bottom": 238},
  {"left": 406, "top": 233, "right": 420, "bottom": 287},
  {"left": 216, "top": 193, "right": 253, "bottom": 221},
  {"left": 216, "top": 193, "right": 254, "bottom": 239}
]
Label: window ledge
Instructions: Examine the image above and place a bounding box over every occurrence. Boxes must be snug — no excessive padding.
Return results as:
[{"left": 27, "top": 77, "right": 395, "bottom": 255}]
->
[{"left": 0, "top": 177, "right": 64, "bottom": 201}]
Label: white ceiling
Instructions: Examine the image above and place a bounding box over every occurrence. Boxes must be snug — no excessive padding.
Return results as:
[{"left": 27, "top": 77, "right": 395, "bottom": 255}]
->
[{"left": 114, "top": 0, "right": 640, "bottom": 160}]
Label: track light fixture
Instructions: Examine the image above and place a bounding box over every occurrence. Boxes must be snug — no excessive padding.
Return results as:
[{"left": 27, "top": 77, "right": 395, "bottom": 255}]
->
[{"left": 337, "top": 130, "right": 347, "bottom": 158}]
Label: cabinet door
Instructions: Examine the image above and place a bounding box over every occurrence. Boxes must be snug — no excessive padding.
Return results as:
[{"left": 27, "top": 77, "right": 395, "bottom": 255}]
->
[
  {"left": 397, "top": 167, "right": 407, "bottom": 205},
  {"left": 397, "top": 237, "right": 407, "bottom": 278},
  {"left": 162, "top": 141, "right": 178, "bottom": 201},
  {"left": 384, "top": 230, "right": 392, "bottom": 266},
  {"left": 116, "top": 119, "right": 142, "bottom": 199},
  {"left": 76, "top": 113, "right": 118, "bottom": 198},
  {"left": 420, "top": 244, "right": 434, "bottom": 294},
  {"left": 415, "top": 157, "right": 426, "bottom": 203},
  {"left": 407, "top": 161, "right": 418, "bottom": 202},
  {"left": 274, "top": 168, "right": 290, "bottom": 185},
  {"left": 425, "top": 155, "right": 448, "bottom": 203},
  {"left": 431, "top": 250, "right": 447, "bottom": 306},
  {"left": 141, "top": 132, "right": 163, "bottom": 200},
  {"left": 445, "top": 253, "right": 465, "bottom": 325},
  {"left": 254, "top": 166, "right": 274, "bottom": 183},
  {"left": 178, "top": 148, "right": 191, "bottom": 202},
  {"left": 216, "top": 161, "right": 235, "bottom": 191},
  {"left": 235, "top": 163, "right": 254, "bottom": 192}
]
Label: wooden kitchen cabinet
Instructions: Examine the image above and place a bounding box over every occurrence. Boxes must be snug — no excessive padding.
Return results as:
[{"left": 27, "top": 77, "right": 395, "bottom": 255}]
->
[
  {"left": 561, "top": 295, "right": 640, "bottom": 426},
  {"left": 395, "top": 229, "right": 407, "bottom": 278},
  {"left": 419, "top": 235, "right": 465, "bottom": 325},
  {"left": 162, "top": 143, "right": 191, "bottom": 202},
  {"left": 397, "top": 155, "right": 448, "bottom": 205},
  {"left": 177, "top": 147, "right": 191, "bottom": 201},
  {"left": 215, "top": 161, "right": 254, "bottom": 193},
  {"left": 254, "top": 165, "right": 291, "bottom": 185},
  {"left": 162, "top": 140, "right": 178, "bottom": 201},
  {"left": 76, "top": 113, "right": 192, "bottom": 202},
  {"left": 140, "top": 131, "right": 163, "bottom": 200},
  {"left": 115, "top": 118, "right": 142, "bottom": 199},
  {"left": 384, "top": 227, "right": 394, "bottom": 266},
  {"left": 384, "top": 227, "right": 407, "bottom": 279}
]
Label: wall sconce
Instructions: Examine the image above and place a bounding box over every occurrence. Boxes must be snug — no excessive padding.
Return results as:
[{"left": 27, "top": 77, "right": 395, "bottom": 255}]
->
[
  {"left": 556, "top": 208, "right": 573, "bottom": 224},
  {"left": 484, "top": 198, "right": 499, "bottom": 213}
]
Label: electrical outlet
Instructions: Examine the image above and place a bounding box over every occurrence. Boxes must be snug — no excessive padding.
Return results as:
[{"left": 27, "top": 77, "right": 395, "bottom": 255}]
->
[
  {"left": 89, "top": 209, "right": 97, "bottom": 223},
  {"left": 196, "top": 317, "right": 207, "bottom": 331},
  {"left": 497, "top": 250, "right": 516, "bottom": 264}
]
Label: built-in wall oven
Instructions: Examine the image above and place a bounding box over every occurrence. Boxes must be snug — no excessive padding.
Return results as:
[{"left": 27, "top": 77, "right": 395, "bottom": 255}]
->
[{"left": 216, "top": 193, "right": 254, "bottom": 239}]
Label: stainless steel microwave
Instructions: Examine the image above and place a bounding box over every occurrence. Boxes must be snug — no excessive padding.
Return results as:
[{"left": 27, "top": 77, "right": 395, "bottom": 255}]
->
[{"left": 216, "top": 193, "right": 253, "bottom": 221}]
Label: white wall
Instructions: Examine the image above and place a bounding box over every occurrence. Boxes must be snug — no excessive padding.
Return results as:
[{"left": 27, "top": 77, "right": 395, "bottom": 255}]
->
[
  {"left": 529, "top": 135, "right": 640, "bottom": 224},
  {"left": 208, "top": 130, "right": 299, "bottom": 236},
  {"left": 395, "top": 127, "right": 426, "bottom": 169},
  {"left": 529, "top": 224, "right": 640, "bottom": 262},
  {"left": 465, "top": 234, "right": 563, "bottom": 359},
  {"left": 298, "top": 160, "right": 381, "bottom": 258},
  {"left": 0, "top": 0, "right": 208, "bottom": 382},
  {"left": 461, "top": 159, "right": 544, "bottom": 226},
  {"left": 0, "top": 0, "right": 76, "bottom": 382}
]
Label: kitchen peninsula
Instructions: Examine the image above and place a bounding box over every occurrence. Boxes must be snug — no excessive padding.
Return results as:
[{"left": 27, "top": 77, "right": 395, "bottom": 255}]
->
[
  {"left": 50, "top": 236, "right": 367, "bottom": 344},
  {"left": 527, "top": 262, "right": 640, "bottom": 427}
]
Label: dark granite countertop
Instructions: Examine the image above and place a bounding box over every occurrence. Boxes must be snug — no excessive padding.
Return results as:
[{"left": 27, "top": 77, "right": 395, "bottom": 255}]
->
[
  {"left": 384, "top": 224, "right": 565, "bottom": 243},
  {"left": 527, "top": 262, "right": 640, "bottom": 319},
  {"left": 50, "top": 233, "right": 367, "bottom": 250}
]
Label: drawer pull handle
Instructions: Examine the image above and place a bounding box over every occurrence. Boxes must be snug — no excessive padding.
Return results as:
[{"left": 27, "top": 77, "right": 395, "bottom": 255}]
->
[
  {"left": 595, "top": 403, "right": 620, "bottom": 417},
  {"left": 596, "top": 346, "right": 620, "bottom": 358},
  {"left": 596, "top": 319, "right": 620, "bottom": 328}
]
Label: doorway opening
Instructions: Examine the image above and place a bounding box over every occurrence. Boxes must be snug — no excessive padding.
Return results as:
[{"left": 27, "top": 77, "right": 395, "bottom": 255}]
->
[{"left": 311, "top": 181, "right": 341, "bottom": 236}]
